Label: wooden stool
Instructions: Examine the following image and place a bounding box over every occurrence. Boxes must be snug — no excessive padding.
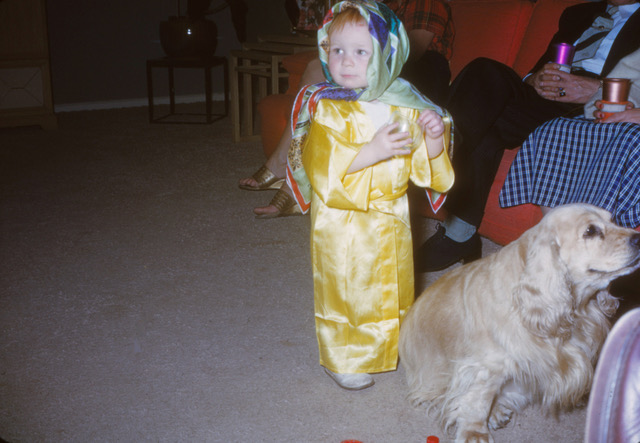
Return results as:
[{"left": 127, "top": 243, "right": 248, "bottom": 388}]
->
[
  {"left": 229, "top": 49, "right": 288, "bottom": 142},
  {"left": 146, "top": 56, "right": 228, "bottom": 124},
  {"left": 228, "top": 35, "right": 316, "bottom": 142}
]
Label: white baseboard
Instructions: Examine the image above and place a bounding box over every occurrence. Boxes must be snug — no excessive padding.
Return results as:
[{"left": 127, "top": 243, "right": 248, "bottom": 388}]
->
[{"left": 54, "top": 93, "right": 227, "bottom": 113}]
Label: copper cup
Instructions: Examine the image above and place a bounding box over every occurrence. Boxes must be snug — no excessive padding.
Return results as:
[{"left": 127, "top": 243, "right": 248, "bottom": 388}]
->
[{"left": 602, "top": 78, "right": 631, "bottom": 103}]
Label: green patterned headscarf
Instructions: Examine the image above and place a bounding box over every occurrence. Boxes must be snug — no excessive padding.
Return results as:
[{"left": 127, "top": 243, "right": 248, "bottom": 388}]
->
[{"left": 286, "top": 0, "right": 453, "bottom": 212}]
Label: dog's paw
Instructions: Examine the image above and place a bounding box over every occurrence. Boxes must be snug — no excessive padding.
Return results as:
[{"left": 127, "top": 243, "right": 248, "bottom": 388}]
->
[
  {"left": 488, "top": 403, "right": 513, "bottom": 430},
  {"left": 456, "top": 427, "right": 494, "bottom": 443}
]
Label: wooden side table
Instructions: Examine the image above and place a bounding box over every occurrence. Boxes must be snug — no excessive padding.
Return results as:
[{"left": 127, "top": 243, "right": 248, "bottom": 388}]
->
[
  {"left": 0, "top": 0, "right": 57, "bottom": 130},
  {"left": 146, "top": 56, "right": 228, "bottom": 124}
]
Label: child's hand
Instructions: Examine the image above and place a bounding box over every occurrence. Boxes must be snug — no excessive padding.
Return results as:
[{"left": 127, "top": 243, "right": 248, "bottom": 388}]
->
[
  {"left": 417, "top": 109, "right": 446, "bottom": 159},
  {"left": 417, "top": 109, "right": 445, "bottom": 139},
  {"left": 347, "top": 122, "right": 412, "bottom": 173},
  {"left": 369, "top": 122, "right": 414, "bottom": 160}
]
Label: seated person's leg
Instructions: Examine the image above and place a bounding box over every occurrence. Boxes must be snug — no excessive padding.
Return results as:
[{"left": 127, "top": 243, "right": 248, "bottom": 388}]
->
[
  {"left": 240, "top": 59, "right": 325, "bottom": 217},
  {"left": 238, "top": 59, "right": 324, "bottom": 191},
  {"left": 500, "top": 117, "right": 640, "bottom": 227},
  {"left": 417, "top": 58, "right": 573, "bottom": 272},
  {"left": 400, "top": 50, "right": 450, "bottom": 106}
]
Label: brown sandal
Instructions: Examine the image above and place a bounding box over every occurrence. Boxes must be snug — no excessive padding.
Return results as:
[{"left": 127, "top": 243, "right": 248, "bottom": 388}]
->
[
  {"left": 255, "top": 189, "right": 303, "bottom": 219},
  {"left": 238, "top": 165, "right": 284, "bottom": 191}
]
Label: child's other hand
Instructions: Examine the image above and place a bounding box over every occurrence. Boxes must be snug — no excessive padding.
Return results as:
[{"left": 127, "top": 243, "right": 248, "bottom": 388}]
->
[{"left": 417, "top": 109, "right": 444, "bottom": 139}]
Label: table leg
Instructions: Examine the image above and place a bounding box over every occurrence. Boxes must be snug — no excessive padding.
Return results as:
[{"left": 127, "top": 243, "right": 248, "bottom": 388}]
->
[
  {"left": 205, "top": 65, "right": 212, "bottom": 123},
  {"left": 241, "top": 58, "right": 252, "bottom": 138},
  {"left": 147, "top": 61, "right": 154, "bottom": 123},
  {"left": 258, "top": 75, "right": 267, "bottom": 106},
  {"left": 270, "top": 55, "right": 279, "bottom": 95},
  {"left": 223, "top": 58, "right": 229, "bottom": 117},
  {"left": 168, "top": 66, "right": 175, "bottom": 115},
  {"left": 229, "top": 54, "right": 240, "bottom": 142}
]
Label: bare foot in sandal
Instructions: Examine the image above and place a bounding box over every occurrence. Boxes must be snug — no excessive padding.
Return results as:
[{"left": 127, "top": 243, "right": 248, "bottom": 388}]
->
[
  {"left": 237, "top": 175, "right": 260, "bottom": 189},
  {"left": 238, "top": 165, "right": 284, "bottom": 191},
  {"left": 254, "top": 183, "right": 302, "bottom": 218}
]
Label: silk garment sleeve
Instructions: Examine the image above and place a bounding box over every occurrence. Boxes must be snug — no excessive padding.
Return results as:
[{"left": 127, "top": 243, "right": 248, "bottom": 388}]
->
[
  {"left": 302, "top": 100, "right": 375, "bottom": 211},
  {"left": 390, "top": 107, "right": 455, "bottom": 193}
]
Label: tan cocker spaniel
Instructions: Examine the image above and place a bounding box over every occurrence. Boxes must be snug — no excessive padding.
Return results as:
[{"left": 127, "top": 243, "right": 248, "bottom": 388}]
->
[{"left": 400, "top": 204, "right": 640, "bottom": 443}]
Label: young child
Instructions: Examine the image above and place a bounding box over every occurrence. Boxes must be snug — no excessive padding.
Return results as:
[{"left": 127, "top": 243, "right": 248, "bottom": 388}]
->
[{"left": 286, "top": 0, "right": 455, "bottom": 390}]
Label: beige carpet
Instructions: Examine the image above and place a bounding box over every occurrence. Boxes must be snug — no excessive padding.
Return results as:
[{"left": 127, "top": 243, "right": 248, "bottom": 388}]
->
[{"left": 0, "top": 105, "right": 630, "bottom": 442}]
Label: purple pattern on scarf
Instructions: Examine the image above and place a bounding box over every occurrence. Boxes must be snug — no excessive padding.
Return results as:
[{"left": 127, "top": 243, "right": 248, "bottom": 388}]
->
[
  {"left": 369, "top": 12, "right": 388, "bottom": 55},
  {"left": 315, "top": 82, "right": 364, "bottom": 101}
]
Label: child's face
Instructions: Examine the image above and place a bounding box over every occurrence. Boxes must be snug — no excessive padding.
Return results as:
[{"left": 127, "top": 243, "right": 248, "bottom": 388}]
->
[{"left": 327, "top": 21, "right": 372, "bottom": 89}]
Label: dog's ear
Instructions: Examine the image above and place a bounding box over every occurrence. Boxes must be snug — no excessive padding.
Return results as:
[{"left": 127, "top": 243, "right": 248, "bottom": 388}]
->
[{"left": 513, "top": 230, "right": 575, "bottom": 339}]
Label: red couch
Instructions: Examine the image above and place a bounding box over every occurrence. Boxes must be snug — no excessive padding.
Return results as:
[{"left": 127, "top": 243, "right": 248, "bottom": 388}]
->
[{"left": 257, "top": 0, "right": 590, "bottom": 245}]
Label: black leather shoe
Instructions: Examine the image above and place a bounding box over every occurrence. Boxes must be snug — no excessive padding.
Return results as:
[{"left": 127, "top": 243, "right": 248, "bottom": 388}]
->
[{"left": 416, "top": 224, "right": 482, "bottom": 272}]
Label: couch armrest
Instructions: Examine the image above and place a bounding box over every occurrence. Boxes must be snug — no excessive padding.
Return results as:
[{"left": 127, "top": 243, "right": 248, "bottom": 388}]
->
[{"left": 477, "top": 148, "right": 543, "bottom": 245}]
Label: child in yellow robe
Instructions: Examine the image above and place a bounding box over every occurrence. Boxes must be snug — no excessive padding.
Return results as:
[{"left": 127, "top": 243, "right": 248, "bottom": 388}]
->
[{"left": 286, "top": 0, "right": 455, "bottom": 390}]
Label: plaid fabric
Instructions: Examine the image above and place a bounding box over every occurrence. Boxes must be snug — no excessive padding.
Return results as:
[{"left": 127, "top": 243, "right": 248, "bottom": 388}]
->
[
  {"left": 383, "top": 0, "right": 453, "bottom": 59},
  {"left": 296, "top": 0, "right": 332, "bottom": 31},
  {"left": 499, "top": 117, "right": 640, "bottom": 228}
]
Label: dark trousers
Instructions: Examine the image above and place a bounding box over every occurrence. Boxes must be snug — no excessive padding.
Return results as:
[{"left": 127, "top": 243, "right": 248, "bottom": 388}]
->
[
  {"left": 401, "top": 50, "right": 451, "bottom": 107},
  {"left": 443, "top": 58, "right": 582, "bottom": 227}
]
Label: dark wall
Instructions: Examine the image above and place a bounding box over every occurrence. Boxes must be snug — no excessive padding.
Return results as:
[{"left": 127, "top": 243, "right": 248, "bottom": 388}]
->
[{"left": 46, "top": 0, "right": 292, "bottom": 108}]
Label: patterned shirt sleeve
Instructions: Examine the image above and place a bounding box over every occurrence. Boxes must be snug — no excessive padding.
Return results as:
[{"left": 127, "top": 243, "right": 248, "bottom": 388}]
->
[{"left": 384, "top": 0, "right": 454, "bottom": 59}]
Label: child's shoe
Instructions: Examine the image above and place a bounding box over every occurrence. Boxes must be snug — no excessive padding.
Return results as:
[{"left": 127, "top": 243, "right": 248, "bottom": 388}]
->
[{"left": 324, "top": 368, "right": 374, "bottom": 390}]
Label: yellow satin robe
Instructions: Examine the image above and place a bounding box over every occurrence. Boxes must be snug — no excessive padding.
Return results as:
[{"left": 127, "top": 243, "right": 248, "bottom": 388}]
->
[{"left": 302, "top": 99, "right": 454, "bottom": 374}]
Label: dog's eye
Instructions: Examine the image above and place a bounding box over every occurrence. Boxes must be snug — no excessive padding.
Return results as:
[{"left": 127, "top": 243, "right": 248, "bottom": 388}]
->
[{"left": 583, "top": 224, "right": 603, "bottom": 239}]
